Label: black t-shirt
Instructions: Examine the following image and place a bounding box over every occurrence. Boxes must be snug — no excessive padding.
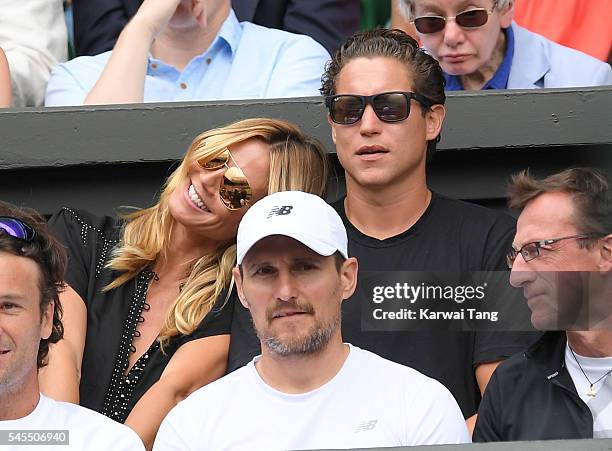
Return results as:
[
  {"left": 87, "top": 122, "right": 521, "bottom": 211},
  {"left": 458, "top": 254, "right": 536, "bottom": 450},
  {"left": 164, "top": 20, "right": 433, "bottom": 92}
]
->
[
  {"left": 227, "top": 192, "right": 538, "bottom": 418},
  {"left": 48, "top": 208, "right": 233, "bottom": 423},
  {"left": 334, "top": 192, "right": 539, "bottom": 418}
]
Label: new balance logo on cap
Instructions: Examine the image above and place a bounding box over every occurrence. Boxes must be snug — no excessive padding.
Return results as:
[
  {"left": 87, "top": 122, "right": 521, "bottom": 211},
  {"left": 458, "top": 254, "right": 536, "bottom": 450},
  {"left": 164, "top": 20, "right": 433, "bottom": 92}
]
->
[
  {"left": 267, "top": 205, "right": 293, "bottom": 218},
  {"left": 236, "top": 191, "right": 348, "bottom": 265}
]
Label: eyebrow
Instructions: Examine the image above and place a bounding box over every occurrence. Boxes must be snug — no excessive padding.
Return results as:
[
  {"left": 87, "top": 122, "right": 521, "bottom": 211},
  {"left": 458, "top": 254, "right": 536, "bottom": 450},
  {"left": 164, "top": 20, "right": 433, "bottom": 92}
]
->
[
  {"left": 0, "top": 294, "right": 26, "bottom": 302},
  {"left": 246, "top": 256, "right": 323, "bottom": 269},
  {"left": 513, "top": 238, "right": 558, "bottom": 250},
  {"left": 418, "top": 0, "right": 482, "bottom": 12},
  {"left": 416, "top": 1, "right": 442, "bottom": 13},
  {"left": 245, "top": 260, "right": 269, "bottom": 270},
  {"left": 293, "top": 256, "right": 324, "bottom": 265}
]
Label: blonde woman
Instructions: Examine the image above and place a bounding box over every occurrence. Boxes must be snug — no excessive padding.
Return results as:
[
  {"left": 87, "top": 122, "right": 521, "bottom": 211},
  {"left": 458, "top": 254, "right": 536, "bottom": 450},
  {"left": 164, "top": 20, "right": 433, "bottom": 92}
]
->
[{"left": 41, "top": 118, "right": 329, "bottom": 449}]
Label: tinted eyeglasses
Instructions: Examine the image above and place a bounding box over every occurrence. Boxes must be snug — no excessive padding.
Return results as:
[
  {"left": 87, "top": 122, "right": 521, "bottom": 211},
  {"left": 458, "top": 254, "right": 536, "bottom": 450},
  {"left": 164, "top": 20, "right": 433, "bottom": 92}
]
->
[
  {"left": 506, "top": 235, "right": 594, "bottom": 269},
  {"left": 0, "top": 216, "right": 37, "bottom": 242},
  {"left": 326, "top": 91, "right": 432, "bottom": 125},
  {"left": 412, "top": 7, "right": 494, "bottom": 34},
  {"left": 197, "top": 148, "right": 252, "bottom": 210}
]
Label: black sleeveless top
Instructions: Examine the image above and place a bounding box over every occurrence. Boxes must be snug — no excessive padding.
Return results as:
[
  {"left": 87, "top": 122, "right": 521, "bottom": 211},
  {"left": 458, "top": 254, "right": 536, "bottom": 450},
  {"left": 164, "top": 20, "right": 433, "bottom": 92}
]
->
[{"left": 48, "top": 208, "right": 233, "bottom": 422}]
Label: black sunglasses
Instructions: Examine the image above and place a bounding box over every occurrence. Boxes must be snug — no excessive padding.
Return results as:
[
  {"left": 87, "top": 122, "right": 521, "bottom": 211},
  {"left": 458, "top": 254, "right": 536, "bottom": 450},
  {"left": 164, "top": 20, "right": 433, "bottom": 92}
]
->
[
  {"left": 412, "top": 7, "right": 494, "bottom": 34},
  {"left": 326, "top": 91, "right": 432, "bottom": 125},
  {"left": 0, "top": 216, "right": 37, "bottom": 242}
]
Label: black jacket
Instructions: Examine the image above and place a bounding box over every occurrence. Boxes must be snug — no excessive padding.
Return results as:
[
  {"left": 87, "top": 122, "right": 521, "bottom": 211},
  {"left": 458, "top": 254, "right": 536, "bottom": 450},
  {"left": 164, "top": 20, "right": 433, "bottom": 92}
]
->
[{"left": 473, "top": 331, "right": 594, "bottom": 442}]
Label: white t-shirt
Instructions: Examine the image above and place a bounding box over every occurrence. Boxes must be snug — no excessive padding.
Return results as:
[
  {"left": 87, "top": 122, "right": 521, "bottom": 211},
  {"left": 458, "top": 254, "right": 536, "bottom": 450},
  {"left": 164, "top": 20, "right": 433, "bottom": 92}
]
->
[
  {"left": 565, "top": 344, "right": 612, "bottom": 438},
  {"left": 154, "top": 344, "right": 470, "bottom": 451},
  {"left": 0, "top": 394, "right": 144, "bottom": 451}
]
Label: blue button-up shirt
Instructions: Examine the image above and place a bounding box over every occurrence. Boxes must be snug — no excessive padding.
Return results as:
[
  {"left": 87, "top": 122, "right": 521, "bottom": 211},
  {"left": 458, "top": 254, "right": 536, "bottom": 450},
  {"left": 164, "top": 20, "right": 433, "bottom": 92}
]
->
[
  {"left": 444, "top": 26, "right": 515, "bottom": 91},
  {"left": 45, "top": 10, "right": 330, "bottom": 106}
]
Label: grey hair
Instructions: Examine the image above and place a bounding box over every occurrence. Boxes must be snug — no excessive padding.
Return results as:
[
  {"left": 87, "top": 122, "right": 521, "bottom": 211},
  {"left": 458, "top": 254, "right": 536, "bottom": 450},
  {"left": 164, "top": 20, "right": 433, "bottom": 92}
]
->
[{"left": 399, "top": 0, "right": 511, "bottom": 20}]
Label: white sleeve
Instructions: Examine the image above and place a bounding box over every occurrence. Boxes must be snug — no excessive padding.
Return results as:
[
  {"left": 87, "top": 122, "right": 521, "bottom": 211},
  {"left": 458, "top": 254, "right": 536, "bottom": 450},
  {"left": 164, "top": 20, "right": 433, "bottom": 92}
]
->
[
  {"left": 0, "top": 0, "right": 68, "bottom": 106},
  {"left": 153, "top": 403, "right": 199, "bottom": 451},
  {"left": 105, "top": 427, "right": 147, "bottom": 451},
  {"left": 406, "top": 378, "right": 472, "bottom": 445}
]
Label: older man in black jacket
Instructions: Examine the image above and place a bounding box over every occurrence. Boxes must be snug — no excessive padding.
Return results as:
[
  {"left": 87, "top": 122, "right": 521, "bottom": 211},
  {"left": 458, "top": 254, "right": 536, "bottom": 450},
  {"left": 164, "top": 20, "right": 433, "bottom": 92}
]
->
[{"left": 474, "top": 168, "right": 612, "bottom": 441}]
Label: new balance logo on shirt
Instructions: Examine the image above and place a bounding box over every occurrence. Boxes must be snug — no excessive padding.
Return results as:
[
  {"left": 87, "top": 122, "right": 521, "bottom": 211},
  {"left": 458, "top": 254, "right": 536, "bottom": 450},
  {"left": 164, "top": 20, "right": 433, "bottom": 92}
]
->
[{"left": 354, "top": 420, "right": 378, "bottom": 433}]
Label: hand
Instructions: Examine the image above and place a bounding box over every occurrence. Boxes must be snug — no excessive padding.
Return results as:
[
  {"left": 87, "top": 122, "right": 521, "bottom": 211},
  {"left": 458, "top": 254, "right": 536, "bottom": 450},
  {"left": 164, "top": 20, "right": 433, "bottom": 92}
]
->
[
  {"left": 131, "top": 0, "right": 183, "bottom": 37},
  {"left": 192, "top": 0, "right": 208, "bottom": 27}
]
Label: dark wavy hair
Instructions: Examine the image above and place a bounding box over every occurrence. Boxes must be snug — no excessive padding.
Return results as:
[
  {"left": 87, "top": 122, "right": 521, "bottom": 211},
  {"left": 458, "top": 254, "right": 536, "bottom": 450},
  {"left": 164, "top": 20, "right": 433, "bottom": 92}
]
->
[
  {"left": 0, "top": 202, "right": 65, "bottom": 368},
  {"left": 320, "top": 28, "right": 446, "bottom": 159}
]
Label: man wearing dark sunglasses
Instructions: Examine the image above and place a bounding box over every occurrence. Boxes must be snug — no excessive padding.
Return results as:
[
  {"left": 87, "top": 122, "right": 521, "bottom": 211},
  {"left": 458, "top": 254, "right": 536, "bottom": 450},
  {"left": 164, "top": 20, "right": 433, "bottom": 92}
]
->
[
  {"left": 474, "top": 168, "right": 612, "bottom": 441},
  {"left": 321, "top": 28, "right": 538, "bottom": 434},
  {"left": 0, "top": 203, "right": 144, "bottom": 450},
  {"left": 397, "top": 0, "right": 611, "bottom": 90}
]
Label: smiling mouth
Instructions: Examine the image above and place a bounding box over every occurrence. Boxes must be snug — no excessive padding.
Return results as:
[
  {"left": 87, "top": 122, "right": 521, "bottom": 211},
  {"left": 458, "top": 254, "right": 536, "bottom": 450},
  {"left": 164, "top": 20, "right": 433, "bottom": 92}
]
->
[
  {"left": 188, "top": 184, "right": 211, "bottom": 212},
  {"left": 0, "top": 350, "right": 10, "bottom": 355}
]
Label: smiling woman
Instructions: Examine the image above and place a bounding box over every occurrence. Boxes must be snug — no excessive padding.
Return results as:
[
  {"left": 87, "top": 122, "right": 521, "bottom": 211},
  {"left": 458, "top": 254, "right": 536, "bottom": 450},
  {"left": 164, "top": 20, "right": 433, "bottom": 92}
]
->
[{"left": 40, "top": 118, "right": 329, "bottom": 449}]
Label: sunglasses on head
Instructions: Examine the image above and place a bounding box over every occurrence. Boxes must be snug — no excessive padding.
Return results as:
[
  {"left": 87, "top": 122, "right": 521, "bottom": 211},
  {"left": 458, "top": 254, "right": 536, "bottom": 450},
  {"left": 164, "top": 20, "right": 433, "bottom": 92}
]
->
[
  {"left": 412, "top": 7, "right": 494, "bottom": 34},
  {"left": 197, "top": 147, "right": 252, "bottom": 210},
  {"left": 0, "top": 216, "right": 37, "bottom": 242},
  {"left": 326, "top": 91, "right": 432, "bottom": 125}
]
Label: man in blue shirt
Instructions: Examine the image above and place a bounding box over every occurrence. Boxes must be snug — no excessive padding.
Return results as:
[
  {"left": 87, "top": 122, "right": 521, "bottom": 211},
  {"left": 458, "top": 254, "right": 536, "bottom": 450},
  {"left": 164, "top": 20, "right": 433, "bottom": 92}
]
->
[
  {"left": 397, "top": 0, "right": 612, "bottom": 90},
  {"left": 45, "top": 0, "right": 330, "bottom": 106}
]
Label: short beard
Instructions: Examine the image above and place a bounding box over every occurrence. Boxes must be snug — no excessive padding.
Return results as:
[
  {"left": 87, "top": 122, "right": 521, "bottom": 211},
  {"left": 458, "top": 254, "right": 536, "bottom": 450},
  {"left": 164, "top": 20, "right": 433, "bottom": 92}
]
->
[{"left": 255, "top": 311, "right": 341, "bottom": 358}]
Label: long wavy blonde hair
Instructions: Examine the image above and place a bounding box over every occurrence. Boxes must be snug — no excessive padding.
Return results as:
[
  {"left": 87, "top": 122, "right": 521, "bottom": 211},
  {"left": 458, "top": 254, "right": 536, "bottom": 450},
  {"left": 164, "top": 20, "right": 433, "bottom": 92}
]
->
[{"left": 105, "top": 118, "right": 329, "bottom": 346}]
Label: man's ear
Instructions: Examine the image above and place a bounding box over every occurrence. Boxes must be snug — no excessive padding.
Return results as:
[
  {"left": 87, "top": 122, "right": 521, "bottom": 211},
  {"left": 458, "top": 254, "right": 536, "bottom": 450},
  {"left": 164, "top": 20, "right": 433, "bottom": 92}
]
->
[
  {"left": 40, "top": 300, "right": 54, "bottom": 340},
  {"left": 425, "top": 104, "right": 445, "bottom": 142},
  {"left": 598, "top": 234, "right": 612, "bottom": 273},
  {"left": 232, "top": 266, "right": 250, "bottom": 309},
  {"left": 499, "top": 0, "right": 515, "bottom": 29},
  {"left": 340, "top": 257, "right": 359, "bottom": 300},
  {"left": 328, "top": 114, "right": 337, "bottom": 144}
]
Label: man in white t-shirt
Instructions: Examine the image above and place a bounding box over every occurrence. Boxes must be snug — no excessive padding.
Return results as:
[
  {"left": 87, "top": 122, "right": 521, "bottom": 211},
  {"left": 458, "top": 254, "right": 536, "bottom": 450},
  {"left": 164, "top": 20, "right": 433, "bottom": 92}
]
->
[
  {"left": 154, "top": 191, "right": 470, "bottom": 451},
  {"left": 474, "top": 168, "right": 612, "bottom": 441},
  {"left": 0, "top": 202, "right": 144, "bottom": 451}
]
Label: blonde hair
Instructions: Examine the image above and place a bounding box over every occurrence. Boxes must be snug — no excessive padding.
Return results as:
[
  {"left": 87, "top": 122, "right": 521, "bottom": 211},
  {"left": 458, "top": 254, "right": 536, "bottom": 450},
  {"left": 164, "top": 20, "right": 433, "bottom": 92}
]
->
[{"left": 105, "top": 118, "right": 329, "bottom": 346}]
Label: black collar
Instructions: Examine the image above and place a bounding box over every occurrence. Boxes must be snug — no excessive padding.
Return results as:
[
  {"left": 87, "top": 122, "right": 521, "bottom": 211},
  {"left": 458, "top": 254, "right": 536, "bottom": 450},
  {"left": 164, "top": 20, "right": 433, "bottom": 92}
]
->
[{"left": 526, "top": 331, "right": 580, "bottom": 396}]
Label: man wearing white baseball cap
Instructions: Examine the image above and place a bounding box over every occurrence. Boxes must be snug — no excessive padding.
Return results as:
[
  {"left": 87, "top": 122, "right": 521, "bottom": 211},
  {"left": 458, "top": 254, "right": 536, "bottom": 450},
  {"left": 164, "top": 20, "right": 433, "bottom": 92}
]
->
[{"left": 153, "top": 191, "right": 469, "bottom": 451}]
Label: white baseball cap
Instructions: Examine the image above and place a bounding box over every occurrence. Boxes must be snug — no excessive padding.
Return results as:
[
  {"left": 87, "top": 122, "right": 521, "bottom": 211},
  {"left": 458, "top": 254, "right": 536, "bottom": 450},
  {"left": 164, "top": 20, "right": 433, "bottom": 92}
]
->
[{"left": 236, "top": 191, "right": 348, "bottom": 265}]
